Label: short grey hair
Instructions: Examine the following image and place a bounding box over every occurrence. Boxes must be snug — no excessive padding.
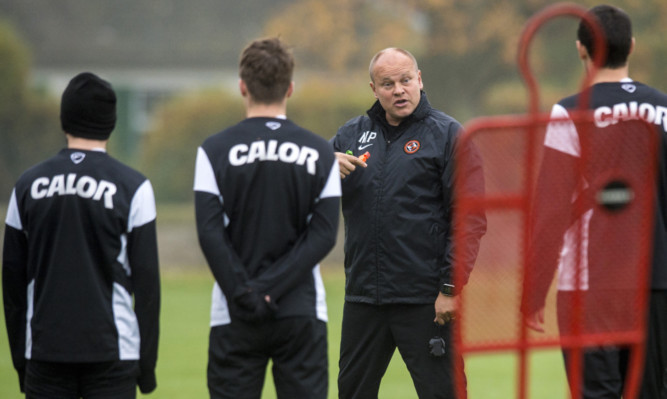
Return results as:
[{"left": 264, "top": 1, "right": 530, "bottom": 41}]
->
[{"left": 368, "top": 48, "right": 419, "bottom": 82}]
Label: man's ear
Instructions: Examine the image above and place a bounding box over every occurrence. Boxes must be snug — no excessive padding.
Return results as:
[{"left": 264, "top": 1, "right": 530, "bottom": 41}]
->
[
  {"left": 576, "top": 40, "right": 589, "bottom": 61},
  {"left": 286, "top": 81, "right": 294, "bottom": 99},
  {"left": 239, "top": 79, "right": 248, "bottom": 97}
]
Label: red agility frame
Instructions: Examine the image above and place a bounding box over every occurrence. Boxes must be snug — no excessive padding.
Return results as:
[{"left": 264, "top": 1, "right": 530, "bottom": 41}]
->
[{"left": 452, "top": 3, "right": 656, "bottom": 398}]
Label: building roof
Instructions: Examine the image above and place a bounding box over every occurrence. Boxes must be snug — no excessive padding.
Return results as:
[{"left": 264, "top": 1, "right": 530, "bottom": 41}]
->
[{"left": 0, "top": 0, "right": 289, "bottom": 69}]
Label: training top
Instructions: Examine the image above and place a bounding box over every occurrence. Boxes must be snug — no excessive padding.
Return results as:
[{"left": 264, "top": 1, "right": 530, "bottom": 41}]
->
[
  {"left": 2, "top": 148, "right": 161, "bottom": 392},
  {"left": 194, "top": 117, "right": 341, "bottom": 325},
  {"left": 524, "top": 79, "right": 667, "bottom": 313}
]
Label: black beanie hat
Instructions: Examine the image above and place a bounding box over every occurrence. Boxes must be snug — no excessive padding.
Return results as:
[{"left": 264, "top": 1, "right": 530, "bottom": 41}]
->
[{"left": 60, "top": 72, "right": 117, "bottom": 140}]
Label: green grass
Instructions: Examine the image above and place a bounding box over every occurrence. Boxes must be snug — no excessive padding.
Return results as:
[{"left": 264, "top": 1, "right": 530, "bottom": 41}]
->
[{"left": 0, "top": 267, "right": 568, "bottom": 398}]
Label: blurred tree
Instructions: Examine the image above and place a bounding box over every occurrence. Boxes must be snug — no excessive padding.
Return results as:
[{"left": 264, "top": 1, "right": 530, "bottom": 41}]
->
[
  {"left": 139, "top": 89, "right": 244, "bottom": 202},
  {"left": 141, "top": 0, "right": 666, "bottom": 203},
  {"left": 141, "top": 79, "right": 372, "bottom": 202},
  {"left": 263, "top": 0, "right": 426, "bottom": 72},
  {"left": 409, "top": 0, "right": 532, "bottom": 119},
  {"left": 289, "top": 77, "right": 372, "bottom": 137},
  {"left": 0, "top": 20, "right": 61, "bottom": 200},
  {"left": 263, "top": 0, "right": 667, "bottom": 120},
  {"left": 415, "top": 0, "right": 667, "bottom": 118}
]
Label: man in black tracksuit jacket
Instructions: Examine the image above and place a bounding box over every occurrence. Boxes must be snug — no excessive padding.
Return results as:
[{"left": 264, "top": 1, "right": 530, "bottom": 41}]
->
[{"left": 332, "top": 47, "right": 486, "bottom": 399}]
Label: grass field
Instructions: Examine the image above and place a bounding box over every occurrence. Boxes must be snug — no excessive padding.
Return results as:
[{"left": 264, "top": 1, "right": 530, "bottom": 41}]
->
[{"left": 0, "top": 266, "right": 568, "bottom": 398}]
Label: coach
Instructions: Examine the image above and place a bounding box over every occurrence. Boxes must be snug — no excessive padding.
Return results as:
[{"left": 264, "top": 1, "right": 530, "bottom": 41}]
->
[{"left": 332, "top": 47, "right": 486, "bottom": 398}]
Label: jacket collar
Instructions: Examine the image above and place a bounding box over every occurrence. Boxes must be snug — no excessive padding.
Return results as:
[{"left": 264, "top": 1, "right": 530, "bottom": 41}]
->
[{"left": 367, "top": 90, "right": 432, "bottom": 129}]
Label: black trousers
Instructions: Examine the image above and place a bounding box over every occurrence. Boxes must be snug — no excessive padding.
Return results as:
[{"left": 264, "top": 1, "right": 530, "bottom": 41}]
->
[
  {"left": 208, "top": 316, "right": 328, "bottom": 399},
  {"left": 337, "top": 302, "right": 466, "bottom": 399},
  {"left": 25, "top": 360, "right": 139, "bottom": 399},
  {"left": 640, "top": 290, "right": 667, "bottom": 398},
  {"left": 558, "top": 290, "right": 667, "bottom": 399}
]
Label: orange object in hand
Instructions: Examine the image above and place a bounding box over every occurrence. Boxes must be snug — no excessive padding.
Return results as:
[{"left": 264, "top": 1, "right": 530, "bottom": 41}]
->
[{"left": 359, "top": 151, "right": 370, "bottom": 162}]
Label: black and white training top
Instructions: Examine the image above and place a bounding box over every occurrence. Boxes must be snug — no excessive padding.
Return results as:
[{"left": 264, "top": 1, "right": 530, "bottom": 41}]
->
[
  {"left": 2, "top": 148, "right": 160, "bottom": 388},
  {"left": 194, "top": 116, "right": 340, "bottom": 325},
  {"left": 525, "top": 79, "right": 667, "bottom": 313}
]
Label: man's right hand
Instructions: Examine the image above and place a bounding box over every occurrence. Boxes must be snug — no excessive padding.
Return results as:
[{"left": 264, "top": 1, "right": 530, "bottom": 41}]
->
[
  {"left": 335, "top": 152, "right": 367, "bottom": 179},
  {"left": 524, "top": 307, "right": 546, "bottom": 333}
]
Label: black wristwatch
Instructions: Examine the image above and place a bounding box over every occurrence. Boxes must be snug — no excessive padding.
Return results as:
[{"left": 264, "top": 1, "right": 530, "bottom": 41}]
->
[{"left": 440, "top": 283, "right": 456, "bottom": 297}]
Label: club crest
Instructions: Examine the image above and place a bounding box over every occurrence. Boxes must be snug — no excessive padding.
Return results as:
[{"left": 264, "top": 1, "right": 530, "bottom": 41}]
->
[
  {"left": 70, "top": 152, "right": 86, "bottom": 164},
  {"left": 621, "top": 83, "right": 636, "bottom": 93},
  {"left": 404, "top": 140, "right": 420, "bottom": 154},
  {"left": 266, "top": 121, "right": 282, "bottom": 131}
]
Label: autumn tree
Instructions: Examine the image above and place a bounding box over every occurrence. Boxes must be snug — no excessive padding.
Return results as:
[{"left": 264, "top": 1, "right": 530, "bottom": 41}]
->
[
  {"left": 409, "top": 0, "right": 667, "bottom": 117},
  {"left": 141, "top": 0, "right": 666, "bottom": 203},
  {"left": 140, "top": 80, "right": 370, "bottom": 202},
  {"left": 139, "top": 90, "right": 244, "bottom": 202},
  {"left": 0, "top": 20, "right": 60, "bottom": 199},
  {"left": 263, "top": 0, "right": 667, "bottom": 120},
  {"left": 263, "top": 0, "right": 426, "bottom": 72}
]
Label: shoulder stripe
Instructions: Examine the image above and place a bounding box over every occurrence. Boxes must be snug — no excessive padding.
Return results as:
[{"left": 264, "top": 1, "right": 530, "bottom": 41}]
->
[
  {"left": 194, "top": 147, "right": 220, "bottom": 196},
  {"left": 320, "top": 159, "right": 342, "bottom": 199},
  {"left": 5, "top": 189, "right": 22, "bottom": 230},
  {"left": 128, "top": 180, "right": 156, "bottom": 231},
  {"left": 544, "top": 103, "right": 580, "bottom": 157}
]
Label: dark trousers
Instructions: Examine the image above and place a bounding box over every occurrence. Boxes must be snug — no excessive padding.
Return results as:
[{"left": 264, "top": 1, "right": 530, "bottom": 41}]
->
[
  {"left": 641, "top": 290, "right": 667, "bottom": 398},
  {"left": 337, "top": 302, "right": 466, "bottom": 399},
  {"left": 208, "top": 316, "right": 328, "bottom": 399},
  {"left": 25, "top": 360, "right": 139, "bottom": 399},
  {"left": 558, "top": 290, "right": 667, "bottom": 399}
]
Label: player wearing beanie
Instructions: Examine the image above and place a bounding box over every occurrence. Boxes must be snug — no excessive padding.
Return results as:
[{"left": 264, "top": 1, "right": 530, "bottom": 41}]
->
[
  {"left": 60, "top": 72, "right": 117, "bottom": 140},
  {"left": 3, "top": 72, "right": 161, "bottom": 398}
]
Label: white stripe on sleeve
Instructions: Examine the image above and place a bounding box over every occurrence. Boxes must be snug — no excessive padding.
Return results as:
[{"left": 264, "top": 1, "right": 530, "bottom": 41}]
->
[
  {"left": 210, "top": 283, "right": 231, "bottom": 327},
  {"left": 194, "top": 147, "right": 221, "bottom": 195},
  {"left": 25, "top": 279, "right": 35, "bottom": 359},
  {"left": 320, "top": 159, "right": 341, "bottom": 199},
  {"left": 113, "top": 282, "right": 140, "bottom": 360},
  {"left": 313, "top": 264, "right": 328, "bottom": 322},
  {"left": 5, "top": 189, "right": 23, "bottom": 230},
  {"left": 128, "top": 180, "right": 157, "bottom": 232},
  {"left": 544, "top": 104, "right": 581, "bottom": 157}
]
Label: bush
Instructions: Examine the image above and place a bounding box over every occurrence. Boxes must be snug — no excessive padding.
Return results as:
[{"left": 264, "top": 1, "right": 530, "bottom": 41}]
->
[
  {"left": 0, "top": 21, "right": 61, "bottom": 199},
  {"left": 141, "top": 78, "right": 372, "bottom": 203},
  {"left": 140, "top": 89, "right": 245, "bottom": 202},
  {"left": 289, "top": 76, "right": 371, "bottom": 139}
]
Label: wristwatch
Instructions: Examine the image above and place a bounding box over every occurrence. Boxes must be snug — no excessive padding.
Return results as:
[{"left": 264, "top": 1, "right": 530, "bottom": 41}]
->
[{"left": 440, "top": 283, "right": 456, "bottom": 297}]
